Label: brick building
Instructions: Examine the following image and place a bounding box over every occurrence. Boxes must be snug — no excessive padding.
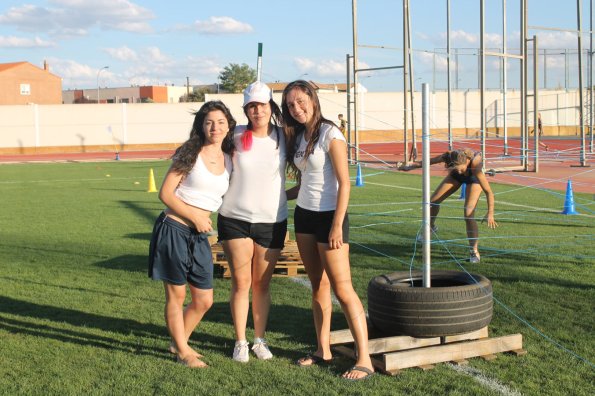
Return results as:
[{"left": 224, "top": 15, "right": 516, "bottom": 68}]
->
[{"left": 0, "top": 61, "right": 62, "bottom": 105}]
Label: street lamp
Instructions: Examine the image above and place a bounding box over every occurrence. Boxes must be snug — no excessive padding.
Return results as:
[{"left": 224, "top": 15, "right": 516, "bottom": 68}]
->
[{"left": 97, "top": 66, "right": 109, "bottom": 103}]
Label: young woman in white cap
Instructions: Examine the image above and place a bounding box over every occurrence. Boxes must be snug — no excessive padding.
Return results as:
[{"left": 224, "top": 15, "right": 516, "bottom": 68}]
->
[
  {"left": 148, "top": 101, "right": 236, "bottom": 368},
  {"left": 281, "top": 80, "right": 374, "bottom": 381},
  {"left": 217, "top": 81, "right": 289, "bottom": 362}
]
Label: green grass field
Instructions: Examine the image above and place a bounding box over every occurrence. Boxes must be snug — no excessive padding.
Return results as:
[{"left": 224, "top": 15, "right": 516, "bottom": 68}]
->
[{"left": 0, "top": 160, "right": 593, "bottom": 395}]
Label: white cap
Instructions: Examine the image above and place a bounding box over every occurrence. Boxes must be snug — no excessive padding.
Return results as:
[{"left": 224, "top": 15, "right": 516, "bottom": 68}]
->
[{"left": 243, "top": 81, "right": 272, "bottom": 107}]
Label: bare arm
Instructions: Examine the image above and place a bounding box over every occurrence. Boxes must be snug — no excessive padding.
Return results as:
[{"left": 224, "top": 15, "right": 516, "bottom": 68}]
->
[
  {"left": 159, "top": 165, "right": 213, "bottom": 232},
  {"left": 470, "top": 159, "right": 498, "bottom": 229},
  {"left": 328, "top": 138, "right": 350, "bottom": 250},
  {"left": 399, "top": 153, "right": 445, "bottom": 171}
]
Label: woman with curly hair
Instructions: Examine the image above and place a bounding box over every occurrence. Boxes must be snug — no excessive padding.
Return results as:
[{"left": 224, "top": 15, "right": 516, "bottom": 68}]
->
[
  {"left": 148, "top": 101, "right": 235, "bottom": 368},
  {"left": 399, "top": 148, "right": 498, "bottom": 262}
]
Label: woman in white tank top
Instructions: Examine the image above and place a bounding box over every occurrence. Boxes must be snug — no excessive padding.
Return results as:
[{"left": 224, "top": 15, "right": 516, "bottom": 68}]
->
[{"left": 148, "top": 101, "right": 235, "bottom": 368}]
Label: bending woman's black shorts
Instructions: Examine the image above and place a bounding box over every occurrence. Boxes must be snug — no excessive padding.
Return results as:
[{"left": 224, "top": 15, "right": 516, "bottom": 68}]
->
[
  {"left": 294, "top": 205, "right": 349, "bottom": 244},
  {"left": 217, "top": 214, "right": 287, "bottom": 249},
  {"left": 450, "top": 171, "right": 479, "bottom": 185}
]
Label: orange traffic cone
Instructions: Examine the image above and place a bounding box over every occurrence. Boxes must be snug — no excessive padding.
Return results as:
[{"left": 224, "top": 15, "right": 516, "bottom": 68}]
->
[{"left": 148, "top": 168, "right": 158, "bottom": 193}]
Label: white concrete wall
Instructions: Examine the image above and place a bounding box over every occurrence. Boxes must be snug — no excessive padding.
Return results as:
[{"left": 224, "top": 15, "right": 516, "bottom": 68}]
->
[{"left": 0, "top": 89, "right": 582, "bottom": 150}]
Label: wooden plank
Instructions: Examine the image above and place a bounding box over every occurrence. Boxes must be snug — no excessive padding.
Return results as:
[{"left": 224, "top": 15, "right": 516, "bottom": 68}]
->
[
  {"left": 384, "top": 334, "right": 523, "bottom": 371},
  {"left": 443, "top": 327, "right": 488, "bottom": 343}
]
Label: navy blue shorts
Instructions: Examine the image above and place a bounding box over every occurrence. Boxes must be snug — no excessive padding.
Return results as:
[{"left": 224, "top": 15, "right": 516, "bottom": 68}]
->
[
  {"left": 293, "top": 205, "right": 349, "bottom": 244},
  {"left": 217, "top": 214, "right": 287, "bottom": 249},
  {"left": 148, "top": 212, "right": 213, "bottom": 289}
]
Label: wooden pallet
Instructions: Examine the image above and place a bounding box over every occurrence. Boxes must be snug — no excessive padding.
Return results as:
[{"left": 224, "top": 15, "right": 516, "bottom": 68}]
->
[
  {"left": 209, "top": 236, "right": 305, "bottom": 278},
  {"left": 330, "top": 325, "right": 526, "bottom": 375}
]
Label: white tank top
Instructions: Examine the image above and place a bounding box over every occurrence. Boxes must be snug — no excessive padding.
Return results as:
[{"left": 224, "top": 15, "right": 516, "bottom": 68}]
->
[
  {"left": 219, "top": 125, "right": 288, "bottom": 223},
  {"left": 175, "top": 153, "right": 232, "bottom": 212}
]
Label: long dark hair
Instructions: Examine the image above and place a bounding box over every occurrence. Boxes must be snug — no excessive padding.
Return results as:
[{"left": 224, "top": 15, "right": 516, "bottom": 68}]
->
[
  {"left": 243, "top": 99, "right": 283, "bottom": 149},
  {"left": 281, "top": 80, "right": 335, "bottom": 180},
  {"left": 171, "top": 100, "right": 236, "bottom": 175},
  {"left": 442, "top": 148, "right": 476, "bottom": 170}
]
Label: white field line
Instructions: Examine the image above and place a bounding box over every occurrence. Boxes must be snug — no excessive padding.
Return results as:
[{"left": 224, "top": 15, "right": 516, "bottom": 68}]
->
[{"left": 290, "top": 276, "right": 521, "bottom": 395}]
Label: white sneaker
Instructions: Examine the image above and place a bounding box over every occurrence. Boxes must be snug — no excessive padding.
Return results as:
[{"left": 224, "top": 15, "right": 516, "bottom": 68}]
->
[
  {"left": 470, "top": 251, "right": 481, "bottom": 263},
  {"left": 252, "top": 338, "right": 273, "bottom": 360},
  {"left": 233, "top": 340, "right": 249, "bottom": 363},
  {"left": 416, "top": 225, "right": 438, "bottom": 242}
]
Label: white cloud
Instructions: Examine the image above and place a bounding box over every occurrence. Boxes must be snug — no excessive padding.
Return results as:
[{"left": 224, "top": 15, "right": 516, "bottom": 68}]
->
[
  {"left": 188, "top": 16, "right": 253, "bottom": 34},
  {"left": 0, "top": 35, "right": 56, "bottom": 48},
  {"left": 104, "top": 46, "right": 138, "bottom": 61},
  {"left": 0, "top": 0, "right": 154, "bottom": 36},
  {"left": 294, "top": 57, "right": 346, "bottom": 77}
]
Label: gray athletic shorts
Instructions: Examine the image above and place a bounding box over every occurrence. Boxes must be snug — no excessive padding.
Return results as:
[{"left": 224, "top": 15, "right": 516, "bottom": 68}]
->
[{"left": 148, "top": 212, "right": 213, "bottom": 289}]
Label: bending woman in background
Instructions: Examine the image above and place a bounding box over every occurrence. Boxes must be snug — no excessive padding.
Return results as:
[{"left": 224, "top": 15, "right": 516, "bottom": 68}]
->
[
  {"left": 399, "top": 148, "right": 498, "bottom": 262},
  {"left": 217, "top": 81, "right": 288, "bottom": 363},
  {"left": 282, "top": 80, "right": 374, "bottom": 381},
  {"left": 148, "top": 101, "right": 235, "bottom": 368}
]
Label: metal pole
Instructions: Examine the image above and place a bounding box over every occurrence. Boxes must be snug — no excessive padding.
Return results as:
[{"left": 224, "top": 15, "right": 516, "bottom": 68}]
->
[
  {"left": 407, "top": 1, "right": 417, "bottom": 160},
  {"left": 97, "top": 66, "right": 109, "bottom": 104},
  {"left": 503, "top": 0, "right": 509, "bottom": 156},
  {"left": 346, "top": 54, "right": 353, "bottom": 163},
  {"left": 480, "top": 0, "right": 486, "bottom": 162},
  {"left": 256, "top": 43, "right": 263, "bottom": 82},
  {"left": 521, "top": 0, "right": 528, "bottom": 169},
  {"left": 534, "top": 35, "right": 540, "bottom": 173},
  {"left": 403, "top": 0, "right": 409, "bottom": 163},
  {"left": 421, "top": 83, "right": 431, "bottom": 288},
  {"left": 591, "top": 0, "right": 594, "bottom": 153},
  {"left": 578, "top": 0, "right": 587, "bottom": 166},
  {"left": 351, "top": 0, "right": 360, "bottom": 163},
  {"left": 447, "top": 0, "right": 453, "bottom": 150}
]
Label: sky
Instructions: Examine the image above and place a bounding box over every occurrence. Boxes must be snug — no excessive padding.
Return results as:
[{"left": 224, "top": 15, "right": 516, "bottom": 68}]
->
[{"left": 0, "top": 0, "right": 590, "bottom": 92}]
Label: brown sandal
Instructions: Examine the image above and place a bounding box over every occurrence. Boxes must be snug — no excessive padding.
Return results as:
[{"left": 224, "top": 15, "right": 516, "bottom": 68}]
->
[{"left": 296, "top": 353, "right": 332, "bottom": 367}]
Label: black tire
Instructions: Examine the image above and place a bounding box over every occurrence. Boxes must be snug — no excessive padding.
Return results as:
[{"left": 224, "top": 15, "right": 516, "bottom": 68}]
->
[{"left": 367, "top": 270, "right": 493, "bottom": 337}]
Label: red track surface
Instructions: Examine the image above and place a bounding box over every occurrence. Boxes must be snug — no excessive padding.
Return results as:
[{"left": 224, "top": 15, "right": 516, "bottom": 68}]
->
[{"left": 1, "top": 138, "right": 593, "bottom": 193}]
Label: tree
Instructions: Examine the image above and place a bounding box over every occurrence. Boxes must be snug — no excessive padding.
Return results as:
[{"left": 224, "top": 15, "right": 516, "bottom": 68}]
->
[
  {"left": 179, "top": 87, "right": 210, "bottom": 102},
  {"left": 218, "top": 63, "right": 257, "bottom": 93}
]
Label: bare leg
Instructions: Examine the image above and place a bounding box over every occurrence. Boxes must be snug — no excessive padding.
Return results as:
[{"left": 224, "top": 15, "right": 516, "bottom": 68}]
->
[
  {"left": 464, "top": 183, "right": 483, "bottom": 255},
  {"left": 296, "top": 233, "right": 333, "bottom": 364},
  {"left": 319, "top": 243, "right": 373, "bottom": 379},
  {"left": 429, "top": 175, "right": 461, "bottom": 228},
  {"left": 224, "top": 238, "right": 254, "bottom": 342},
  {"left": 163, "top": 282, "right": 207, "bottom": 368},
  {"left": 251, "top": 244, "right": 280, "bottom": 338}
]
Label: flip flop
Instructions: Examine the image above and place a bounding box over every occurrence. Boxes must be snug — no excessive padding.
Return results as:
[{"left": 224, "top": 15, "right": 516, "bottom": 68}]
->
[
  {"left": 295, "top": 353, "right": 332, "bottom": 367},
  {"left": 342, "top": 365, "right": 375, "bottom": 381}
]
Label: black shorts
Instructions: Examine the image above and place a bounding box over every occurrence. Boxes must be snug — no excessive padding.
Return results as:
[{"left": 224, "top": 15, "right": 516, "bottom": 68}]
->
[
  {"left": 451, "top": 171, "right": 479, "bottom": 185},
  {"left": 293, "top": 205, "right": 349, "bottom": 244},
  {"left": 148, "top": 212, "right": 213, "bottom": 289},
  {"left": 217, "top": 214, "right": 287, "bottom": 249}
]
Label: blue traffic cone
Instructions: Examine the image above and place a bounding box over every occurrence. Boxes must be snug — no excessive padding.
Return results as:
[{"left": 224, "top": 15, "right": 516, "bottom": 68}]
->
[
  {"left": 459, "top": 183, "right": 466, "bottom": 200},
  {"left": 561, "top": 179, "right": 579, "bottom": 215},
  {"left": 355, "top": 164, "right": 364, "bottom": 187}
]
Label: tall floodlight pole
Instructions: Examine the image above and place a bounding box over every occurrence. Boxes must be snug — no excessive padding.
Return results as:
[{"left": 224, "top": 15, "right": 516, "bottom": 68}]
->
[
  {"left": 421, "top": 83, "right": 431, "bottom": 288},
  {"left": 521, "top": 0, "right": 527, "bottom": 169},
  {"left": 403, "top": 0, "right": 409, "bottom": 163},
  {"left": 590, "top": 0, "right": 594, "bottom": 153},
  {"left": 480, "top": 1, "right": 486, "bottom": 162},
  {"left": 351, "top": 0, "right": 359, "bottom": 163},
  {"left": 503, "top": 0, "right": 509, "bottom": 156},
  {"left": 447, "top": 0, "right": 453, "bottom": 150},
  {"left": 256, "top": 43, "right": 263, "bottom": 82},
  {"left": 97, "top": 66, "right": 109, "bottom": 104},
  {"left": 577, "top": 0, "right": 587, "bottom": 166}
]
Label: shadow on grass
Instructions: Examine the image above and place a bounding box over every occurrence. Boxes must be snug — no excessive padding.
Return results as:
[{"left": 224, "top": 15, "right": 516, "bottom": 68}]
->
[
  {"left": 119, "top": 200, "right": 162, "bottom": 225},
  {"left": 0, "top": 295, "right": 328, "bottom": 362},
  {"left": 95, "top": 254, "right": 148, "bottom": 272}
]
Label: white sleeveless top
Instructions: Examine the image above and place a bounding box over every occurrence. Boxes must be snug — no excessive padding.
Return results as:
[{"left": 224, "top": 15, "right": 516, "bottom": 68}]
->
[
  {"left": 294, "top": 123, "right": 345, "bottom": 211},
  {"left": 175, "top": 153, "right": 232, "bottom": 212},
  {"left": 219, "top": 125, "right": 288, "bottom": 223}
]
